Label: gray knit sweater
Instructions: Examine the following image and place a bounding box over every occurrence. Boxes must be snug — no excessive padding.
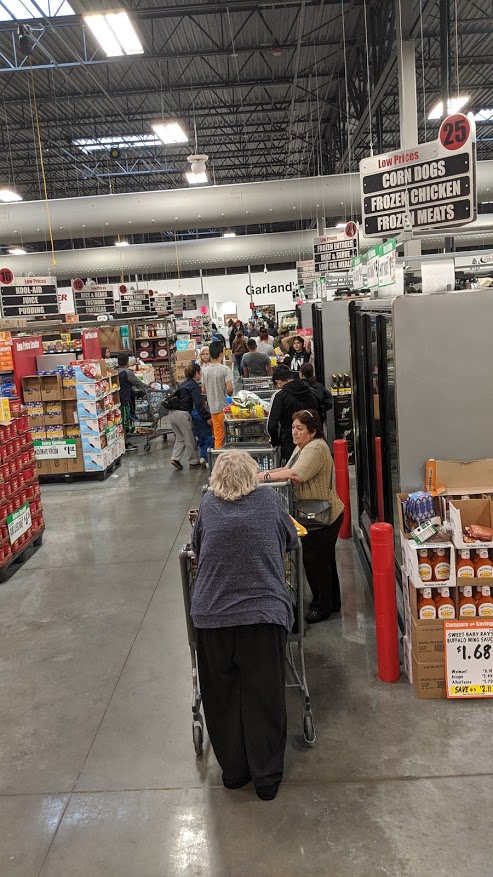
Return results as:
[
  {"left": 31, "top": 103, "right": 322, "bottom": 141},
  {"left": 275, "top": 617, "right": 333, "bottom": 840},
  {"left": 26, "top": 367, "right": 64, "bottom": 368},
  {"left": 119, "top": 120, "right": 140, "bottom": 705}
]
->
[{"left": 191, "top": 487, "right": 298, "bottom": 632}]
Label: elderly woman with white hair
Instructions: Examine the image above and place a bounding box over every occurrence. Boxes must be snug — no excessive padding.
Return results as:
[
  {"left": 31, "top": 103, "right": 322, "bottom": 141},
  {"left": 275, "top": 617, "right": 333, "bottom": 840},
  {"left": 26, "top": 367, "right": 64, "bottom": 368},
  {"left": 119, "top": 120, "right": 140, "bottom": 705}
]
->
[{"left": 191, "top": 449, "right": 298, "bottom": 801}]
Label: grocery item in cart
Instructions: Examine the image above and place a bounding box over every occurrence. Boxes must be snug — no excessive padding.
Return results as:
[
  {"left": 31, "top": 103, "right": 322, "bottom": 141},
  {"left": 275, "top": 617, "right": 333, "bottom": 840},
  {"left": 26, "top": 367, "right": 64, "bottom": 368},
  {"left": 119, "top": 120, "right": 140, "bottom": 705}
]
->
[{"left": 227, "top": 390, "right": 269, "bottom": 418}]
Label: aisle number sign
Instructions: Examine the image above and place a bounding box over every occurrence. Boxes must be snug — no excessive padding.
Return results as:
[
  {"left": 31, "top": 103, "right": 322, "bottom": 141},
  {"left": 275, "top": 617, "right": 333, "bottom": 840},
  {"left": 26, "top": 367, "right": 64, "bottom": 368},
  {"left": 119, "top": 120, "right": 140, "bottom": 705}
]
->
[
  {"left": 360, "top": 113, "right": 476, "bottom": 237},
  {"left": 7, "top": 502, "right": 31, "bottom": 544},
  {"left": 313, "top": 224, "right": 358, "bottom": 274},
  {"left": 444, "top": 620, "right": 493, "bottom": 698}
]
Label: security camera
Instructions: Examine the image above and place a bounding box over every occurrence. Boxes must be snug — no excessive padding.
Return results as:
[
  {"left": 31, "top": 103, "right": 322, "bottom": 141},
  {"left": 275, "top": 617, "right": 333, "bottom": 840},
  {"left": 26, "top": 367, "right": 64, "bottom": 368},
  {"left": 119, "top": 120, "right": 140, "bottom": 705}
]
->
[{"left": 403, "top": 213, "right": 413, "bottom": 232}]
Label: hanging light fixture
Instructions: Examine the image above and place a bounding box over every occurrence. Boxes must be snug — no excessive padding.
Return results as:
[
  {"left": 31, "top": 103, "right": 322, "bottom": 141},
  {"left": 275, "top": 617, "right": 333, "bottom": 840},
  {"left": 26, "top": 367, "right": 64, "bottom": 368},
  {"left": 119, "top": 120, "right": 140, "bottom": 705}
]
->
[{"left": 186, "top": 154, "right": 209, "bottom": 185}]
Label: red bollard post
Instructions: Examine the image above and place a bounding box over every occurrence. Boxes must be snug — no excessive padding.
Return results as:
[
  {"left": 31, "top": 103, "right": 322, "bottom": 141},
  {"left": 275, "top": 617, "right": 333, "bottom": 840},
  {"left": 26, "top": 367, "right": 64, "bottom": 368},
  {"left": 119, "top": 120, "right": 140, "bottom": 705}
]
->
[
  {"left": 375, "top": 437, "right": 385, "bottom": 522},
  {"left": 333, "top": 439, "right": 352, "bottom": 539},
  {"left": 370, "top": 522, "right": 400, "bottom": 682}
]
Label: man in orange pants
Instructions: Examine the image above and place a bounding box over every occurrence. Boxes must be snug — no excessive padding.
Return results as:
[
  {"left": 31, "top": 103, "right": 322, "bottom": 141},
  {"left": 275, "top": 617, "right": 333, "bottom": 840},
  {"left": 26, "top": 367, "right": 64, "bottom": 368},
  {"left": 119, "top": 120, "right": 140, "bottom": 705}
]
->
[{"left": 202, "top": 340, "right": 234, "bottom": 449}]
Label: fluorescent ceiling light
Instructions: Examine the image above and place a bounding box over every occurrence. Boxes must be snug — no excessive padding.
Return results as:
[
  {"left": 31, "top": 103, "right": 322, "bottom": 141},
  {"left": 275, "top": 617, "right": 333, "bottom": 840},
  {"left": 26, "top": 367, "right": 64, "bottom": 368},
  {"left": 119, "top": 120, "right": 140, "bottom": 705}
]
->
[
  {"left": 223, "top": 231, "right": 236, "bottom": 238},
  {"left": 428, "top": 95, "right": 470, "bottom": 120},
  {"left": 152, "top": 122, "right": 188, "bottom": 145},
  {"left": 335, "top": 223, "right": 346, "bottom": 229},
  {"left": 0, "top": 188, "right": 22, "bottom": 202},
  {"left": 84, "top": 11, "right": 143, "bottom": 58},
  {"left": 73, "top": 135, "right": 159, "bottom": 153},
  {"left": 8, "top": 247, "right": 26, "bottom": 255},
  {"left": 186, "top": 172, "right": 208, "bottom": 185},
  {"left": 475, "top": 109, "right": 493, "bottom": 122},
  {"left": 0, "top": 0, "right": 75, "bottom": 22},
  {"left": 114, "top": 239, "right": 129, "bottom": 247}
]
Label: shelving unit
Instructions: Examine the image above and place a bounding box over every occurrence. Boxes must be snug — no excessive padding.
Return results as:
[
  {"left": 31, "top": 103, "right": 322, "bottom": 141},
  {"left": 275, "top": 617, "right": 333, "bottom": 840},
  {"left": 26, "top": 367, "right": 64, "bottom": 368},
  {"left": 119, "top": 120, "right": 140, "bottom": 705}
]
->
[{"left": 134, "top": 316, "right": 177, "bottom": 385}]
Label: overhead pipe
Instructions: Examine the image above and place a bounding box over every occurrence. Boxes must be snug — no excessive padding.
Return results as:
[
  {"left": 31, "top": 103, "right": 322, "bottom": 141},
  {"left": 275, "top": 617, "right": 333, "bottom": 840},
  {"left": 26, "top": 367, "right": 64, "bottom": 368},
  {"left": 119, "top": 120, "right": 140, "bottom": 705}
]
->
[{"left": 1, "top": 162, "right": 493, "bottom": 246}]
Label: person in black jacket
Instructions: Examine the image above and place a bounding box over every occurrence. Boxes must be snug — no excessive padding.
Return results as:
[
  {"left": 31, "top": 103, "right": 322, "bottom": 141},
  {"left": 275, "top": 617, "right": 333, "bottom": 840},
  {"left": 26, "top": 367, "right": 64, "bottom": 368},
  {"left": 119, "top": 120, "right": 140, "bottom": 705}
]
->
[
  {"left": 268, "top": 365, "right": 324, "bottom": 463},
  {"left": 170, "top": 363, "right": 210, "bottom": 471},
  {"left": 299, "top": 363, "right": 333, "bottom": 413},
  {"left": 117, "top": 352, "right": 143, "bottom": 453}
]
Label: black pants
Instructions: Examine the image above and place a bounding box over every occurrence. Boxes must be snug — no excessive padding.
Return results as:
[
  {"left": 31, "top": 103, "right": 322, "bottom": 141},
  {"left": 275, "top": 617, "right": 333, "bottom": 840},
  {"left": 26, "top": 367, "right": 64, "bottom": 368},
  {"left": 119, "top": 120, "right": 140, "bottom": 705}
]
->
[
  {"left": 302, "top": 513, "right": 344, "bottom": 616},
  {"left": 196, "top": 624, "right": 287, "bottom": 791}
]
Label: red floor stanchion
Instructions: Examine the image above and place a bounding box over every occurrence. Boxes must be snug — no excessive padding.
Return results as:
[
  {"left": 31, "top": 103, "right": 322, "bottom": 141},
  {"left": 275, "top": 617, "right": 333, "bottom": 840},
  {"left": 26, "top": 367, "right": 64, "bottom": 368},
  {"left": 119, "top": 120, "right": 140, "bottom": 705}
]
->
[
  {"left": 333, "top": 439, "right": 352, "bottom": 540},
  {"left": 375, "top": 436, "right": 385, "bottom": 522},
  {"left": 370, "top": 522, "right": 400, "bottom": 683}
]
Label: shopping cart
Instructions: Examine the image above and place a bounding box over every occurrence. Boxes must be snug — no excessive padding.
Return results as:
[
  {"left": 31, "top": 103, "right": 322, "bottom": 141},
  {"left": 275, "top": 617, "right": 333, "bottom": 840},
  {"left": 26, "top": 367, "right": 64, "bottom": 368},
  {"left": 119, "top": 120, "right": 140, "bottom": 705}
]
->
[
  {"left": 132, "top": 384, "right": 174, "bottom": 452},
  {"left": 207, "top": 445, "right": 280, "bottom": 473},
  {"left": 179, "top": 482, "right": 315, "bottom": 757},
  {"left": 241, "top": 376, "right": 276, "bottom": 404},
  {"left": 224, "top": 416, "right": 269, "bottom": 444}
]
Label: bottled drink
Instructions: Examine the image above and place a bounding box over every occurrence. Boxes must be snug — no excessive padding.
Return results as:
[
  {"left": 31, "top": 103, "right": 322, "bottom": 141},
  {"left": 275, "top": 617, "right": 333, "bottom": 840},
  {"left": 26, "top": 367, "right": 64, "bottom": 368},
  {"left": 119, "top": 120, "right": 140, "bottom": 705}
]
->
[
  {"left": 431, "top": 548, "right": 450, "bottom": 582},
  {"left": 418, "top": 549, "right": 433, "bottom": 582},
  {"left": 475, "top": 549, "right": 493, "bottom": 578},
  {"left": 477, "top": 585, "right": 493, "bottom": 617},
  {"left": 456, "top": 549, "right": 475, "bottom": 579},
  {"left": 459, "top": 586, "right": 476, "bottom": 618},
  {"left": 436, "top": 587, "right": 455, "bottom": 619},
  {"left": 417, "top": 587, "right": 437, "bottom": 619}
]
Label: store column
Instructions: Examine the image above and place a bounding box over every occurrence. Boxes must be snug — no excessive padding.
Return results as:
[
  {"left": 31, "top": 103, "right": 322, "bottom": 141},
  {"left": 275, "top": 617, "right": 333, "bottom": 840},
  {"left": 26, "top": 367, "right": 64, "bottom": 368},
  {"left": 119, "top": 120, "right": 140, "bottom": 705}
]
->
[{"left": 395, "top": 0, "right": 421, "bottom": 259}]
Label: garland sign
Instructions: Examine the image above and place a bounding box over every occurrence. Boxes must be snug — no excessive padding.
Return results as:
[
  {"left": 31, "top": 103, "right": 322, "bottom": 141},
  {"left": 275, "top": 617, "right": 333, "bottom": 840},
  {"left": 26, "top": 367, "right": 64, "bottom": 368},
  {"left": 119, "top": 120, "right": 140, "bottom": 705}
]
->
[{"left": 360, "top": 113, "right": 477, "bottom": 237}]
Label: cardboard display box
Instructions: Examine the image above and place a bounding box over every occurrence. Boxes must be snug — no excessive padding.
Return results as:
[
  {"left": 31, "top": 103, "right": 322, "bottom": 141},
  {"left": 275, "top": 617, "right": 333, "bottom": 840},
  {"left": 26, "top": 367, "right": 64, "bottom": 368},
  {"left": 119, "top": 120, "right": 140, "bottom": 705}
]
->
[
  {"left": 22, "top": 376, "right": 42, "bottom": 402},
  {"left": 411, "top": 617, "right": 445, "bottom": 660},
  {"left": 397, "top": 492, "right": 442, "bottom": 540},
  {"left": 426, "top": 458, "right": 493, "bottom": 497},
  {"left": 450, "top": 498, "right": 493, "bottom": 550},
  {"left": 401, "top": 534, "right": 456, "bottom": 589},
  {"left": 40, "top": 375, "right": 62, "bottom": 401},
  {"left": 412, "top": 656, "right": 446, "bottom": 699}
]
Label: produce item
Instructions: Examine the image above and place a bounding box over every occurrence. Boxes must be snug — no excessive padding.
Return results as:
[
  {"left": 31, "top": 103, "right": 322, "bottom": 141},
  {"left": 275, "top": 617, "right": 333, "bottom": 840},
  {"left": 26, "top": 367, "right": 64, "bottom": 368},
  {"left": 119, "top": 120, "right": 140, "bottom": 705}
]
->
[{"left": 417, "top": 587, "right": 437, "bottom": 619}]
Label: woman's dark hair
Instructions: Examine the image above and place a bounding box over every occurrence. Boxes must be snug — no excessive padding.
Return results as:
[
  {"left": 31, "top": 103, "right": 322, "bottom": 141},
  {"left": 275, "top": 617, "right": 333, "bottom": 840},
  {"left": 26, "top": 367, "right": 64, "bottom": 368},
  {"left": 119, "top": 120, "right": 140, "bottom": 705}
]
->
[
  {"left": 292, "top": 408, "right": 324, "bottom": 439},
  {"left": 292, "top": 335, "right": 305, "bottom": 347},
  {"left": 185, "top": 362, "right": 201, "bottom": 380},
  {"left": 300, "top": 362, "right": 316, "bottom": 383},
  {"left": 102, "top": 346, "right": 111, "bottom": 358}
]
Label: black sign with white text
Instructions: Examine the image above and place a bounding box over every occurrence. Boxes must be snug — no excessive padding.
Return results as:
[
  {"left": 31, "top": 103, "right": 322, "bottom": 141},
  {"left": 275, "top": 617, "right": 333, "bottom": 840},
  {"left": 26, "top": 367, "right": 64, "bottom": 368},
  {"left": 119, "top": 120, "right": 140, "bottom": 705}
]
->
[
  {"left": 360, "top": 114, "right": 477, "bottom": 237},
  {"left": 313, "top": 229, "right": 358, "bottom": 274},
  {"left": 74, "top": 286, "right": 116, "bottom": 316},
  {"left": 0, "top": 281, "right": 59, "bottom": 317}
]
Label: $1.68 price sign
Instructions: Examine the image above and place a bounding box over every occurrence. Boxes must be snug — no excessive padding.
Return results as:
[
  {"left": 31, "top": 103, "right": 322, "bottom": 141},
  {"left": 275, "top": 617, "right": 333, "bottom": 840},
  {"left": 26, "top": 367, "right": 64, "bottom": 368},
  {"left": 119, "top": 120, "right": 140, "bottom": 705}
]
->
[{"left": 444, "top": 620, "right": 493, "bottom": 698}]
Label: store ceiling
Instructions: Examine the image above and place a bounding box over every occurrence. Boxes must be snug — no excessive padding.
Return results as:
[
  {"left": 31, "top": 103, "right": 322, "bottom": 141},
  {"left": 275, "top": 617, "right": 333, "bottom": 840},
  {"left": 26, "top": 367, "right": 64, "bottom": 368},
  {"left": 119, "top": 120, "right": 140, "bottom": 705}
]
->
[{"left": 0, "top": 0, "right": 491, "bottom": 249}]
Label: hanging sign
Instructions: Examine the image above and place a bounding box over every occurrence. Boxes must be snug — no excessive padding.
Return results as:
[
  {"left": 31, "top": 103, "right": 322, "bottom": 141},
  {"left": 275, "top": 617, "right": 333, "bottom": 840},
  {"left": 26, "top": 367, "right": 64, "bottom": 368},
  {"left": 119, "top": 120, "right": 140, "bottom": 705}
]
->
[
  {"left": 0, "top": 276, "right": 59, "bottom": 318},
  {"left": 296, "top": 259, "right": 318, "bottom": 296},
  {"left": 313, "top": 226, "right": 359, "bottom": 274},
  {"left": 119, "top": 289, "right": 153, "bottom": 314},
  {"left": 73, "top": 282, "right": 115, "bottom": 316},
  {"left": 352, "top": 254, "right": 364, "bottom": 290},
  {"left": 360, "top": 113, "right": 477, "bottom": 237},
  {"left": 444, "top": 620, "right": 493, "bottom": 698},
  {"left": 366, "top": 246, "right": 379, "bottom": 289},
  {"left": 378, "top": 238, "right": 397, "bottom": 287}
]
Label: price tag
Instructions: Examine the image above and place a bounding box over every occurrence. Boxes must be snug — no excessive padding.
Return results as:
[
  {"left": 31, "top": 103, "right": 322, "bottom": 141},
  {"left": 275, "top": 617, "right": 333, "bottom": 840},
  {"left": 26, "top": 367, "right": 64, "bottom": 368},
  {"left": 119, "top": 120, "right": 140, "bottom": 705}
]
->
[
  {"left": 7, "top": 502, "right": 31, "bottom": 544},
  {"left": 444, "top": 620, "right": 493, "bottom": 697},
  {"left": 33, "top": 439, "right": 77, "bottom": 459}
]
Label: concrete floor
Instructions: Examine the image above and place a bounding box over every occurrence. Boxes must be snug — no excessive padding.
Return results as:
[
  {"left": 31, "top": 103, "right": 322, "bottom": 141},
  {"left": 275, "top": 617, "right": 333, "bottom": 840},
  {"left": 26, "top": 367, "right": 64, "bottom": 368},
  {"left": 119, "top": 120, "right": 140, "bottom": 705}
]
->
[{"left": 1, "top": 439, "right": 491, "bottom": 877}]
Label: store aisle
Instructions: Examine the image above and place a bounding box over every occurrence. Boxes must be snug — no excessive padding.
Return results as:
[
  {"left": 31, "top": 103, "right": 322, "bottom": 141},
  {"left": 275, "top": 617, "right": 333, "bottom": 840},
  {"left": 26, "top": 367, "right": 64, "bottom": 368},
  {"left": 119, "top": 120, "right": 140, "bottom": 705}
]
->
[{"left": 0, "top": 443, "right": 491, "bottom": 877}]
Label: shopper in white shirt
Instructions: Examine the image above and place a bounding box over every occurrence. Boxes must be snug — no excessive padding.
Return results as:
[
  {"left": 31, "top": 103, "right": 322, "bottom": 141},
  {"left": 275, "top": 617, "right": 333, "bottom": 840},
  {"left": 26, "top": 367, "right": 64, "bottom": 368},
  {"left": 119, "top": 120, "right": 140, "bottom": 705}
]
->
[{"left": 202, "top": 340, "right": 234, "bottom": 448}]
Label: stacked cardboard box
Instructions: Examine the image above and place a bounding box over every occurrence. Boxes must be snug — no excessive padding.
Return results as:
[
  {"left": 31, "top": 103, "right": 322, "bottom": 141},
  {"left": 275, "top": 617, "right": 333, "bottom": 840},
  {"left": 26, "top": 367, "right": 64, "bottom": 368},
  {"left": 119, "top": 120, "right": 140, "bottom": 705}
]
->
[
  {"left": 23, "top": 373, "right": 83, "bottom": 477},
  {"left": 175, "top": 348, "right": 196, "bottom": 383},
  {"left": 0, "top": 411, "right": 44, "bottom": 568},
  {"left": 74, "top": 362, "right": 125, "bottom": 472}
]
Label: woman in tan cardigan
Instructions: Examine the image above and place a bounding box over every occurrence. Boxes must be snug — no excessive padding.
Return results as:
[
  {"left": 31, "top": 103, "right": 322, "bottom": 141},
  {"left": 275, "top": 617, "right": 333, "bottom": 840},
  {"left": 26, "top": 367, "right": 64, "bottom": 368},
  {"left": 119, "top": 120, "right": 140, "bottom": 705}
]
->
[{"left": 258, "top": 409, "right": 344, "bottom": 623}]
